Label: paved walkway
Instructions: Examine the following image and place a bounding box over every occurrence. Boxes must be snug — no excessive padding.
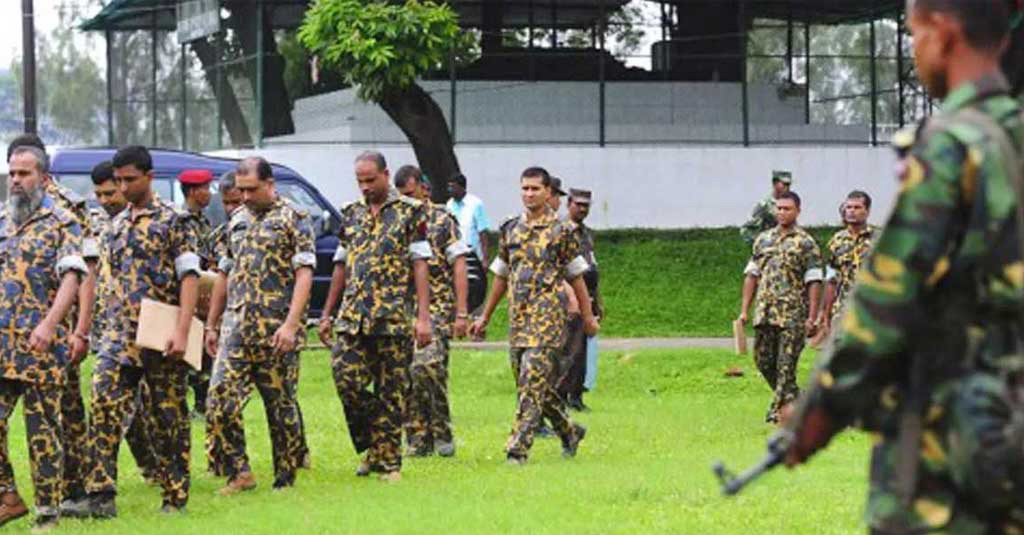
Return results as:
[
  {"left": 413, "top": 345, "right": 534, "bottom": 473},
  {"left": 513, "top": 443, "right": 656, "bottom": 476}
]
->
[
  {"left": 306, "top": 337, "right": 741, "bottom": 351},
  {"left": 453, "top": 337, "right": 738, "bottom": 351}
]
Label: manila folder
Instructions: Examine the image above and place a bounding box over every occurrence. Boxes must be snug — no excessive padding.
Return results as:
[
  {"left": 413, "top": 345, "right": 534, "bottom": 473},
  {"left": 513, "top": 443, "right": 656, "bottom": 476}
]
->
[
  {"left": 135, "top": 298, "right": 203, "bottom": 370},
  {"left": 732, "top": 319, "right": 748, "bottom": 356}
]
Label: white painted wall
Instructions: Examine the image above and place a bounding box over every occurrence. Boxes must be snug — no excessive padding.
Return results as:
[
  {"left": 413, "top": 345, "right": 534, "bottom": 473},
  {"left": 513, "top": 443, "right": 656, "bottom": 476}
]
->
[
  {"left": 282, "top": 81, "right": 869, "bottom": 144},
  {"left": 214, "top": 143, "right": 899, "bottom": 230}
]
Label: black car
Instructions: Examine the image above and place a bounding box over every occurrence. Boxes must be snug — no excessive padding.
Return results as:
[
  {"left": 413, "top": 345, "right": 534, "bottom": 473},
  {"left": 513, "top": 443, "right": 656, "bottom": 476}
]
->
[{"left": 50, "top": 148, "right": 342, "bottom": 318}]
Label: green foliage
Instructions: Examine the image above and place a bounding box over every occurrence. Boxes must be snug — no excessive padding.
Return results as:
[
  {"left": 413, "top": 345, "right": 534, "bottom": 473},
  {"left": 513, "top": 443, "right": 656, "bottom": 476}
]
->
[
  {"left": 13, "top": 347, "right": 867, "bottom": 534},
  {"left": 298, "top": 0, "right": 474, "bottom": 102}
]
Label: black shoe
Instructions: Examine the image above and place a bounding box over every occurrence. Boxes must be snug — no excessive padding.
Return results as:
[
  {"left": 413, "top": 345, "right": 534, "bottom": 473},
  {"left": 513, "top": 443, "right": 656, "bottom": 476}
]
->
[
  {"left": 160, "top": 503, "right": 186, "bottom": 514},
  {"left": 435, "top": 440, "right": 455, "bottom": 457},
  {"left": 506, "top": 454, "right": 527, "bottom": 466},
  {"left": 272, "top": 472, "right": 295, "bottom": 490},
  {"left": 89, "top": 494, "right": 117, "bottom": 519},
  {"left": 562, "top": 424, "right": 587, "bottom": 459},
  {"left": 30, "top": 515, "right": 58, "bottom": 534}
]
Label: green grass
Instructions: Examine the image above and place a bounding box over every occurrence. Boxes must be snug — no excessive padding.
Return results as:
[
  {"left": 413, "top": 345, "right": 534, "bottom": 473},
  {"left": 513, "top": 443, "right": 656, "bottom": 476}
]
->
[
  {"left": 483, "top": 227, "right": 839, "bottom": 339},
  {"left": 2, "top": 346, "right": 869, "bottom": 534}
]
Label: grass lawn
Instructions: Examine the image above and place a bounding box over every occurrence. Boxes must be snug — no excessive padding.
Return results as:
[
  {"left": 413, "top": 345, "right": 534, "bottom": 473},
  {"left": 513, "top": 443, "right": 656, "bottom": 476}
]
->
[{"left": 4, "top": 345, "right": 870, "bottom": 534}]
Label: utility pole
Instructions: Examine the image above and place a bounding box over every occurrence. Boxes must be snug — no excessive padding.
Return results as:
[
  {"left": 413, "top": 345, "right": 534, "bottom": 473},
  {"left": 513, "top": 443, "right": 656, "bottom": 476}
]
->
[{"left": 22, "top": 0, "right": 37, "bottom": 134}]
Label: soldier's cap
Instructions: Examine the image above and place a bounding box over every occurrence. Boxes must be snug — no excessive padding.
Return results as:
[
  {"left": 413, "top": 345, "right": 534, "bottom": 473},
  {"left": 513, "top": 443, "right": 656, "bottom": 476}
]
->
[
  {"left": 772, "top": 170, "right": 792, "bottom": 185},
  {"left": 178, "top": 169, "right": 214, "bottom": 186},
  {"left": 569, "top": 188, "right": 592, "bottom": 204},
  {"left": 549, "top": 176, "right": 567, "bottom": 196}
]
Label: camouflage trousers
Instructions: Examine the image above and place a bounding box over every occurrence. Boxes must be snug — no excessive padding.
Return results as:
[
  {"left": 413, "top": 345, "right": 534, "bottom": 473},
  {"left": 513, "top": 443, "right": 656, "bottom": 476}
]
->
[
  {"left": 404, "top": 336, "right": 452, "bottom": 452},
  {"left": 506, "top": 347, "right": 578, "bottom": 459},
  {"left": 124, "top": 378, "right": 159, "bottom": 481},
  {"left": 204, "top": 382, "right": 247, "bottom": 478},
  {"left": 0, "top": 379, "right": 63, "bottom": 516},
  {"left": 208, "top": 347, "right": 304, "bottom": 481},
  {"left": 86, "top": 350, "right": 191, "bottom": 508},
  {"left": 557, "top": 315, "right": 587, "bottom": 402},
  {"left": 60, "top": 363, "right": 88, "bottom": 501},
  {"left": 331, "top": 334, "right": 412, "bottom": 473},
  {"left": 754, "top": 325, "right": 805, "bottom": 423},
  {"left": 287, "top": 350, "right": 309, "bottom": 469}
]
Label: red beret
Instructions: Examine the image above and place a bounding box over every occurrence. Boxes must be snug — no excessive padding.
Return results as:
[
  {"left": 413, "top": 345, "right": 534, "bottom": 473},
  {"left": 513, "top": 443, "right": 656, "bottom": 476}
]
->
[{"left": 178, "top": 169, "right": 213, "bottom": 185}]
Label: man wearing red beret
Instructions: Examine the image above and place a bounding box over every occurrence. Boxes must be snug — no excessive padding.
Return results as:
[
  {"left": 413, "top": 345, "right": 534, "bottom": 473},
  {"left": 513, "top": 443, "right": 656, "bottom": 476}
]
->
[{"left": 179, "top": 170, "right": 214, "bottom": 422}]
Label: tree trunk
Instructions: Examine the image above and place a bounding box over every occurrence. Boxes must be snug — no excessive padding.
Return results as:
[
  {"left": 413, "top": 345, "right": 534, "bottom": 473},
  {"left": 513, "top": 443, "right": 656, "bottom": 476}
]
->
[
  {"left": 378, "top": 83, "right": 461, "bottom": 203},
  {"left": 191, "top": 37, "right": 253, "bottom": 147},
  {"left": 230, "top": 4, "right": 296, "bottom": 139}
]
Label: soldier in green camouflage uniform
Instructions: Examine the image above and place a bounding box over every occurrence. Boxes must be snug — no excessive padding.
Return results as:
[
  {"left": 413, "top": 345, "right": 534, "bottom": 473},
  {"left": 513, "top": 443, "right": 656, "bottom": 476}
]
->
[
  {"left": 395, "top": 166, "right": 470, "bottom": 458},
  {"left": 318, "top": 151, "right": 433, "bottom": 482},
  {"left": 85, "top": 146, "right": 201, "bottom": 516},
  {"left": 738, "top": 191, "right": 823, "bottom": 423},
  {"left": 0, "top": 146, "right": 87, "bottom": 529},
  {"left": 740, "top": 171, "right": 792, "bottom": 244},
  {"left": 783, "top": 2, "right": 1024, "bottom": 534},
  {"left": 822, "top": 191, "right": 877, "bottom": 331},
  {"left": 471, "top": 167, "right": 599, "bottom": 464},
  {"left": 204, "top": 157, "right": 316, "bottom": 493},
  {"left": 202, "top": 171, "right": 243, "bottom": 478}
]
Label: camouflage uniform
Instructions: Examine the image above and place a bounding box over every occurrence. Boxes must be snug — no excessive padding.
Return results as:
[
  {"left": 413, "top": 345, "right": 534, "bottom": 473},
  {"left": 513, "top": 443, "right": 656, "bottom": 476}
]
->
[
  {"left": 208, "top": 199, "right": 315, "bottom": 483},
  {"left": 404, "top": 202, "right": 469, "bottom": 454},
  {"left": 187, "top": 209, "right": 213, "bottom": 417},
  {"left": 558, "top": 220, "right": 600, "bottom": 402},
  {"left": 85, "top": 194, "right": 200, "bottom": 509},
  {"left": 745, "top": 226, "right": 823, "bottom": 422},
  {"left": 0, "top": 194, "right": 87, "bottom": 517},
  {"left": 45, "top": 182, "right": 93, "bottom": 504},
  {"left": 825, "top": 226, "right": 877, "bottom": 326},
  {"left": 800, "top": 74, "right": 1024, "bottom": 534},
  {"left": 491, "top": 207, "right": 589, "bottom": 460},
  {"left": 331, "top": 188, "right": 431, "bottom": 474},
  {"left": 740, "top": 196, "right": 777, "bottom": 244},
  {"left": 88, "top": 207, "right": 159, "bottom": 484}
]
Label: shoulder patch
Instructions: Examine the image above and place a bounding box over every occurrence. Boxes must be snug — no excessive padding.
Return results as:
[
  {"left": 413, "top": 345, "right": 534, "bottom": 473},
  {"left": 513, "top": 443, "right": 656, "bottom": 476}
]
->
[{"left": 499, "top": 215, "right": 519, "bottom": 232}]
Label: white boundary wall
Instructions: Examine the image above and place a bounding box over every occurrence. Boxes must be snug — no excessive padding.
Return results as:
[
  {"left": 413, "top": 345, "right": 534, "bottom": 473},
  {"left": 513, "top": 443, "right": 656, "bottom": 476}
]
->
[{"left": 214, "top": 144, "right": 899, "bottom": 230}]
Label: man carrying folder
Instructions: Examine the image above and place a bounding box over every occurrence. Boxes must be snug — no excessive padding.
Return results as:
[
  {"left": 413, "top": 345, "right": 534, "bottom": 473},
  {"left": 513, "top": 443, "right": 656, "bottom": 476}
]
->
[{"left": 84, "top": 146, "right": 201, "bottom": 517}]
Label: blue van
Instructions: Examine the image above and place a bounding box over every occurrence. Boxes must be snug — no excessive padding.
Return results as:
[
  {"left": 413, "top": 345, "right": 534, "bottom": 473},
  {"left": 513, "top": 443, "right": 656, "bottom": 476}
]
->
[{"left": 49, "top": 148, "right": 342, "bottom": 318}]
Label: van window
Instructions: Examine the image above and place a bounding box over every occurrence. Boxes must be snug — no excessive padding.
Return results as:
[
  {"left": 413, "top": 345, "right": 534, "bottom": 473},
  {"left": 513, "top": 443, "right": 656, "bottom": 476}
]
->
[{"left": 55, "top": 173, "right": 175, "bottom": 208}]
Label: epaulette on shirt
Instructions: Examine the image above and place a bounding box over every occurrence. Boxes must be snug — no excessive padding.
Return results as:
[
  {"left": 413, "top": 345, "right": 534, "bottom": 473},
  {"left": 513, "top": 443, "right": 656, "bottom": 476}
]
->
[
  {"left": 499, "top": 215, "right": 519, "bottom": 232},
  {"left": 55, "top": 183, "right": 86, "bottom": 207}
]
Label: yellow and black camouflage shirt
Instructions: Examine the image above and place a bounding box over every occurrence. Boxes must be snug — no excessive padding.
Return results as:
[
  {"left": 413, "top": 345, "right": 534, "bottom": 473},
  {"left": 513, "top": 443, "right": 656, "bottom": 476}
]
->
[
  {"left": 96, "top": 193, "right": 200, "bottom": 366},
  {"left": 745, "top": 226, "right": 824, "bottom": 329},
  {"left": 218, "top": 199, "right": 316, "bottom": 350},
  {"left": 423, "top": 201, "right": 469, "bottom": 339},
  {"left": 332, "top": 188, "right": 432, "bottom": 337},
  {"left": 0, "top": 194, "right": 87, "bottom": 384},
  {"left": 491, "top": 207, "right": 589, "bottom": 348},
  {"left": 825, "top": 225, "right": 876, "bottom": 320},
  {"left": 46, "top": 181, "right": 94, "bottom": 259}
]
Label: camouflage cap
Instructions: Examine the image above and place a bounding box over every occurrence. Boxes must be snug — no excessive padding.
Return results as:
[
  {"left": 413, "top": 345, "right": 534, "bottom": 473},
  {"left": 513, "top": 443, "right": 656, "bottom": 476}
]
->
[
  {"left": 772, "top": 170, "right": 793, "bottom": 184},
  {"left": 549, "top": 176, "right": 567, "bottom": 196},
  {"left": 569, "top": 188, "right": 592, "bottom": 204}
]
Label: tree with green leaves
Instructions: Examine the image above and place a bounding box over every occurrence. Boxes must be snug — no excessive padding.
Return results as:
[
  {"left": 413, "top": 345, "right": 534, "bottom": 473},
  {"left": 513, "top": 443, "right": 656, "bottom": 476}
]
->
[{"left": 299, "top": 0, "right": 474, "bottom": 197}]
